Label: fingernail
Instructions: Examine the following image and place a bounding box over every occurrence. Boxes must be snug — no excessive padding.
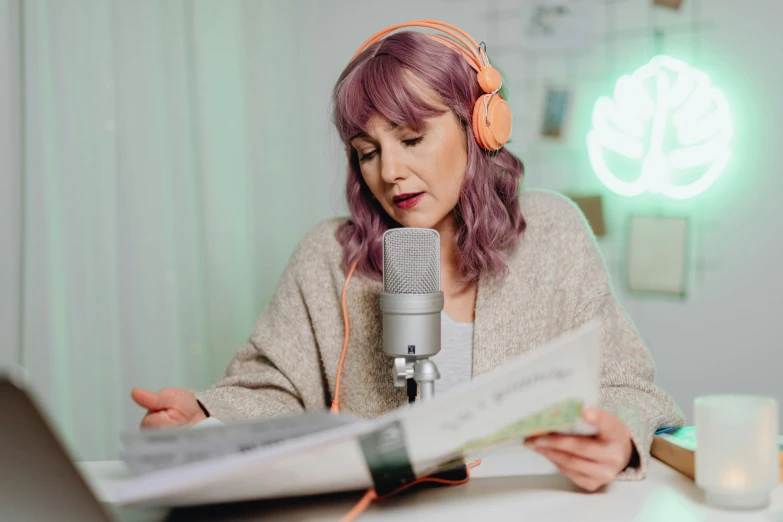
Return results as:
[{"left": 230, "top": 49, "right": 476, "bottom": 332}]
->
[
  {"left": 533, "top": 438, "right": 548, "bottom": 448},
  {"left": 584, "top": 409, "right": 597, "bottom": 422}
]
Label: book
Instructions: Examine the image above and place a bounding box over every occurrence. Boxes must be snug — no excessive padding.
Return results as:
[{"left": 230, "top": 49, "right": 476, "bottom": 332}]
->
[
  {"left": 651, "top": 426, "right": 783, "bottom": 481},
  {"left": 115, "top": 320, "right": 602, "bottom": 508}
]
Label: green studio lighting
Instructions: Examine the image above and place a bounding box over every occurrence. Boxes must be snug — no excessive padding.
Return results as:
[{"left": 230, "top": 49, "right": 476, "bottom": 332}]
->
[{"left": 587, "top": 55, "right": 732, "bottom": 199}]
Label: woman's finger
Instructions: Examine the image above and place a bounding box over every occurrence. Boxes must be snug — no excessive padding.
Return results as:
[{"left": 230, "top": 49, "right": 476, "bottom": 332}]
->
[
  {"left": 527, "top": 435, "right": 614, "bottom": 464},
  {"left": 543, "top": 453, "right": 608, "bottom": 492},
  {"left": 558, "top": 467, "right": 606, "bottom": 492},
  {"left": 131, "top": 388, "right": 167, "bottom": 411},
  {"left": 582, "top": 407, "right": 627, "bottom": 442},
  {"left": 536, "top": 446, "right": 617, "bottom": 480},
  {"left": 535, "top": 447, "right": 616, "bottom": 490},
  {"left": 529, "top": 434, "right": 630, "bottom": 471}
]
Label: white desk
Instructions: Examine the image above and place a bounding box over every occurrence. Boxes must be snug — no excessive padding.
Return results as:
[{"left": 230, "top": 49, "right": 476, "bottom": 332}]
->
[{"left": 78, "top": 455, "right": 783, "bottom": 522}]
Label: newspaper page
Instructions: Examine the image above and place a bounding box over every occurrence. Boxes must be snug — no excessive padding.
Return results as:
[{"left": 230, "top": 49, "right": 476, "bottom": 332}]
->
[{"left": 114, "top": 320, "right": 601, "bottom": 507}]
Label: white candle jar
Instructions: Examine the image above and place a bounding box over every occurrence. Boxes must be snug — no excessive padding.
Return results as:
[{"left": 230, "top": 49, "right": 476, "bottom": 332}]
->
[{"left": 694, "top": 395, "right": 779, "bottom": 510}]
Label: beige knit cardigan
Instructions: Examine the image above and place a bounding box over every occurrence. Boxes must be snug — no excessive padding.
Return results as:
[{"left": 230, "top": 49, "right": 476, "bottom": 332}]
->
[{"left": 196, "top": 190, "right": 685, "bottom": 480}]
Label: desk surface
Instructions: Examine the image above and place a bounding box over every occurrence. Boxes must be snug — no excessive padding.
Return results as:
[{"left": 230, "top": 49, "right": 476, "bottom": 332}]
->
[{"left": 79, "top": 454, "right": 783, "bottom": 522}]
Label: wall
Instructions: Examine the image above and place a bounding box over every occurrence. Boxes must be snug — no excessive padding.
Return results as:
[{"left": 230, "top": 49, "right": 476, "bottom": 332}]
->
[
  {"left": 311, "top": 0, "right": 783, "bottom": 425},
  {"left": 1, "top": 0, "right": 780, "bottom": 458}
]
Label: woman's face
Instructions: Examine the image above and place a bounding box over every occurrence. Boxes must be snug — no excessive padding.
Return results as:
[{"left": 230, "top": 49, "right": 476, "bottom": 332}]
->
[{"left": 350, "top": 107, "right": 468, "bottom": 233}]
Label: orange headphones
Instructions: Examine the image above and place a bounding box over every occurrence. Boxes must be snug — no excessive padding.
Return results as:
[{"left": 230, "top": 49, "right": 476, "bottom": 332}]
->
[
  {"left": 351, "top": 20, "right": 512, "bottom": 152},
  {"left": 332, "top": 22, "right": 510, "bottom": 415}
]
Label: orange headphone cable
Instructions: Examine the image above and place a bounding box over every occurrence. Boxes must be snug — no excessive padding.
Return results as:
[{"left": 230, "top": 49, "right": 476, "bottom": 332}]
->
[
  {"left": 339, "top": 459, "right": 483, "bottom": 522},
  {"left": 329, "top": 257, "right": 483, "bottom": 520},
  {"left": 330, "top": 257, "right": 360, "bottom": 414}
]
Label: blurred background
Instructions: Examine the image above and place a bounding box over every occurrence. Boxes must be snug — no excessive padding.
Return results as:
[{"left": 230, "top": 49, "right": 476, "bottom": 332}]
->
[{"left": 0, "top": 0, "right": 780, "bottom": 462}]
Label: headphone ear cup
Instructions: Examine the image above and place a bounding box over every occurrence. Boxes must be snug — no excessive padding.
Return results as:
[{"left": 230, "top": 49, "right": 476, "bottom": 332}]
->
[
  {"left": 472, "top": 94, "right": 512, "bottom": 151},
  {"left": 471, "top": 97, "right": 484, "bottom": 149}
]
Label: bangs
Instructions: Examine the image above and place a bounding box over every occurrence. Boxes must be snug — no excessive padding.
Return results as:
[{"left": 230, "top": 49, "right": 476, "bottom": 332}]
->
[
  {"left": 334, "top": 53, "right": 446, "bottom": 143},
  {"left": 334, "top": 31, "right": 526, "bottom": 283}
]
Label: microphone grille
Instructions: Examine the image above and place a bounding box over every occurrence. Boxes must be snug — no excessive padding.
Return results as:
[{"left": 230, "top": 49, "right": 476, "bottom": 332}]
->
[{"left": 382, "top": 228, "right": 440, "bottom": 294}]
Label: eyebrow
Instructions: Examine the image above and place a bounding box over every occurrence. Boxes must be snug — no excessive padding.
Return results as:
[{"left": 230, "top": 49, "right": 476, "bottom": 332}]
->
[{"left": 351, "top": 122, "right": 400, "bottom": 141}]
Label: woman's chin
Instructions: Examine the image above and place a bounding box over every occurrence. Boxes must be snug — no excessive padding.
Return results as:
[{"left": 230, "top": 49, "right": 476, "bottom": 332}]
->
[
  {"left": 387, "top": 203, "right": 450, "bottom": 230},
  {"left": 395, "top": 215, "right": 438, "bottom": 230}
]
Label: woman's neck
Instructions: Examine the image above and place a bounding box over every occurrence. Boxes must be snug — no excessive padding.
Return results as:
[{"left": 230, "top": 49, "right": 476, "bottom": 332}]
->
[
  {"left": 433, "top": 214, "right": 462, "bottom": 284},
  {"left": 434, "top": 213, "right": 477, "bottom": 322}
]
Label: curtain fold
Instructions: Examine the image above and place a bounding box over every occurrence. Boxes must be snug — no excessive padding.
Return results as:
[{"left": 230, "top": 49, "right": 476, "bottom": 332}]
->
[
  {"left": 11, "top": 0, "right": 330, "bottom": 461},
  {"left": 0, "top": 0, "right": 22, "bottom": 369}
]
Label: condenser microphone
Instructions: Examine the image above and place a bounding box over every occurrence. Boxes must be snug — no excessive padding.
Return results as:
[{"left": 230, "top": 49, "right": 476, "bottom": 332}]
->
[{"left": 380, "top": 228, "right": 444, "bottom": 401}]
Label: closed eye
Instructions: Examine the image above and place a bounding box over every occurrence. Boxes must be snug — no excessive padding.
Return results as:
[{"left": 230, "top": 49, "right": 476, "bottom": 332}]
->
[
  {"left": 358, "top": 149, "right": 377, "bottom": 162},
  {"left": 357, "top": 134, "right": 424, "bottom": 162}
]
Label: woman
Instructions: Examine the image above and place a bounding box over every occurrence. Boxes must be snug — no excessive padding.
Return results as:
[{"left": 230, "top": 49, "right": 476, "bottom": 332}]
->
[{"left": 132, "top": 21, "right": 684, "bottom": 492}]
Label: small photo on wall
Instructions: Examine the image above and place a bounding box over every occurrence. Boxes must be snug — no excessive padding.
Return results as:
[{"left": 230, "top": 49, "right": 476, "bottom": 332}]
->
[
  {"left": 653, "top": 0, "right": 684, "bottom": 9},
  {"left": 540, "top": 86, "right": 574, "bottom": 141}
]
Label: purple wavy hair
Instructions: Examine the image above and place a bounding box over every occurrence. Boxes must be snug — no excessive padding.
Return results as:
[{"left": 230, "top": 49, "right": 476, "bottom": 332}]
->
[{"left": 332, "top": 31, "right": 526, "bottom": 283}]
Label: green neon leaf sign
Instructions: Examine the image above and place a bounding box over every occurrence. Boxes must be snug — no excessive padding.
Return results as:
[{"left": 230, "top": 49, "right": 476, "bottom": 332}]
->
[{"left": 587, "top": 55, "right": 733, "bottom": 199}]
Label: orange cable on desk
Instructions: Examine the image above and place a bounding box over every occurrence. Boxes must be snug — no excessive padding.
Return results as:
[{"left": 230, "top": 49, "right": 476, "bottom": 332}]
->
[{"left": 339, "top": 460, "right": 483, "bottom": 522}]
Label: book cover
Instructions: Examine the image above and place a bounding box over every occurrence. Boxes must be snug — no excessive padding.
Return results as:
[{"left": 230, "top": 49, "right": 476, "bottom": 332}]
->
[{"left": 651, "top": 426, "right": 783, "bottom": 481}]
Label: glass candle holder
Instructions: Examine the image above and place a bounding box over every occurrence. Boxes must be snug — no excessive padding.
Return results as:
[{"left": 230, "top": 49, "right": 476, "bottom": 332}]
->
[{"left": 694, "top": 395, "right": 779, "bottom": 510}]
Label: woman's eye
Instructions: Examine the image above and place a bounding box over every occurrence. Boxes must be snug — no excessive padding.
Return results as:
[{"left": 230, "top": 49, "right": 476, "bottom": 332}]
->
[
  {"left": 359, "top": 149, "right": 377, "bottom": 162},
  {"left": 403, "top": 136, "right": 424, "bottom": 147}
]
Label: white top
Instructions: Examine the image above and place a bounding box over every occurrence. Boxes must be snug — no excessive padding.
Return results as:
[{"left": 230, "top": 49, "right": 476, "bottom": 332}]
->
[{"left": 429, "top": 312, "right": 474, "bottom": 395}]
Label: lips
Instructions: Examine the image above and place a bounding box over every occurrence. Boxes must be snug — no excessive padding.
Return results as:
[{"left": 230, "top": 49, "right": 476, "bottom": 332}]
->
[{"left": 392, "top": 192, "right": 424, "bottom": 210}]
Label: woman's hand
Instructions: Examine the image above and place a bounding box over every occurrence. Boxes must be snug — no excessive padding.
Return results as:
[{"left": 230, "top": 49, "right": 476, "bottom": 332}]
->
[
  {"left": 524, "top": 407, "right": 635, "bottom": 492},
  {"left": 131, "top": 387, "right": 207, "bottom": 429}
]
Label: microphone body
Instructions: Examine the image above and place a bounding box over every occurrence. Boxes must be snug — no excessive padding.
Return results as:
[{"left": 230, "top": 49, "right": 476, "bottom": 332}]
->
[
  {"left": 380, "top": 228, "right": 443, "bottom": 397},
  {"left": 379, "top": 292, "right": 443, "bottom": 360}
]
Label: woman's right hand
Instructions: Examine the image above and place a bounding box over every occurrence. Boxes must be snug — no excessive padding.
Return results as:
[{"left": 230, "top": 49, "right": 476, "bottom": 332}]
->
[{"left": 131, "top": 387, "right": 208, "bottom": 429}]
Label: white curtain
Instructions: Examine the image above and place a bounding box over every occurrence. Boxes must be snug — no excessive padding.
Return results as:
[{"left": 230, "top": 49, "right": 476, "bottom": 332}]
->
[
  {"left": 1, "top": 0, "right": 332, "bottom": 461},
  {"left": 0, "top": 0, "right": 22, "bottom": 369}
]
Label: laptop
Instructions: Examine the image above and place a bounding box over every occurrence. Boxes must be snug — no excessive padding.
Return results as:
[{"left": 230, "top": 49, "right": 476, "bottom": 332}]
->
[
  {"left": 0, "top": 369, "right": 161, "bottom": 522},
  {"left": 0, "top": 369, "right": 364, "bottom": 522}
]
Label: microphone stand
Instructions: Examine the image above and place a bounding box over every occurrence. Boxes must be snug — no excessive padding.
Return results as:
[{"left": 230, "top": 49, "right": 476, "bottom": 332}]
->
[{"left": 394, "top": 357, "right": 440, "bottom": 404}]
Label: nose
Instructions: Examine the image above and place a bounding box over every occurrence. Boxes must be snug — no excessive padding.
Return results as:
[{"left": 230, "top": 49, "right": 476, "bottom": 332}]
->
[{"left": 380, "top": 147, "right": 408, "bottom": 184}]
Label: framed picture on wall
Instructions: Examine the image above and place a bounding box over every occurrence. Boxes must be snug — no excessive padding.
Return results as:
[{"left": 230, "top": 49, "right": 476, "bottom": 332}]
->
[
  {"left": 540, "top": 86, "right": 574, "bottom": 141},
  {"left": 567, "top": 194, "right": 605, "bottom": 236},
  {"left": 625, "top": 215, "right": 690, "bottom": 298}
]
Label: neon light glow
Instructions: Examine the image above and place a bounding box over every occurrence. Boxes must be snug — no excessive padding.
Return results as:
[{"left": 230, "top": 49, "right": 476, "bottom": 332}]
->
[{"left": 587, "top": 55, "right": 733, "bottom": 199}]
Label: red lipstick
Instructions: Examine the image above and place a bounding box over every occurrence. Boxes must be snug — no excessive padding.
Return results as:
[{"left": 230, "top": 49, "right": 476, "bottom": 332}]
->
[{"left": 393, "top": 192, "right": 424, "bottom": 210}]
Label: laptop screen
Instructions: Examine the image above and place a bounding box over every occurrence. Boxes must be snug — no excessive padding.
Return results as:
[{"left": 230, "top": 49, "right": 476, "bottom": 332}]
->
[{"left": 0, "top": 373, "right": 113, "bottom": 522}]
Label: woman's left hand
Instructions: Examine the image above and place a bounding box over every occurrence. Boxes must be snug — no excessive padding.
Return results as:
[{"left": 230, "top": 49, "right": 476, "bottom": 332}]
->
[{"left": 524, "top": 407, "right": 635, "bottom": 492}]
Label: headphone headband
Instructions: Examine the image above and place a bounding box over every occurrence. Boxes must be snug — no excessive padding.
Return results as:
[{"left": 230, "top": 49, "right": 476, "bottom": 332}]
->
[
  {"left": 350, "top": 20, "right": 490, "bottom": 72},
  {"left": 349, "top": 20, "right": 511, "bottom": 151}
]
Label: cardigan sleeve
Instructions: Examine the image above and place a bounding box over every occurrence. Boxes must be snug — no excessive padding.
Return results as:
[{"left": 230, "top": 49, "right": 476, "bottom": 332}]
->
[
  {"left": 194, "top": 232, "right": 329, "bottom": 421},
  {"left": 555, "top": 197, "right": 686, "bottom": 480}
]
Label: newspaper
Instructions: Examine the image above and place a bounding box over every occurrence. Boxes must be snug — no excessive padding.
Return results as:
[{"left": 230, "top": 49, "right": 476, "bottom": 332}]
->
[
  {"left": 115, "top": 320, "right": 601, "bottom": 507},
  {"left": 121, "top": 411, "right": 357, "bottom": 475}
]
